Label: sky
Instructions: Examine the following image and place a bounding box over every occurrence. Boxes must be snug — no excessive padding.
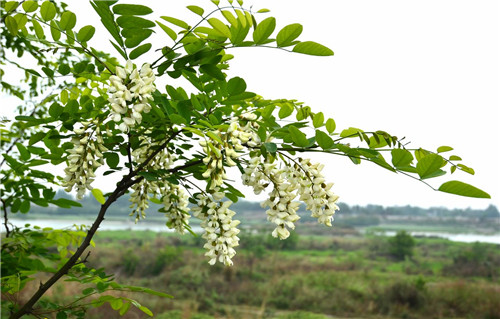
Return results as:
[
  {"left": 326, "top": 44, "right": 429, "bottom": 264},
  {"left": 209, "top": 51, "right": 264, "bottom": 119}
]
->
[{"left": 4, "top": 0, "right": 499, "bottom": 209}]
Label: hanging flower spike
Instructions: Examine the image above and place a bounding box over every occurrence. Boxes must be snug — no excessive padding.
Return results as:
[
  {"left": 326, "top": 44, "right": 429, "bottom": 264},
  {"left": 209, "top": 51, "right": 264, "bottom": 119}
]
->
[{"left": 106, "top": 60, "right": 156, "bottom": 133}]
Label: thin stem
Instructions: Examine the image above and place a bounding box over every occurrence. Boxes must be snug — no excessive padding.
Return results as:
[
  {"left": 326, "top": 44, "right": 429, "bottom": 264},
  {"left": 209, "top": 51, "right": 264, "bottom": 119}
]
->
[
  {"left": 1, "top": 199, "right": 11, "bottom": 238},
  {"left": 127, "top": 132, "right": 133, "bottom": 174},
  {"left": 23, "top": 13, "right": 113, "bottom": 74}
]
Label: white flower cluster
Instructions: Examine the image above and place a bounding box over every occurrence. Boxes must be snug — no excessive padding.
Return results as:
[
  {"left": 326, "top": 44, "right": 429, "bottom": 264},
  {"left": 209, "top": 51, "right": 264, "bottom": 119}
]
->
[
  {"left": 199, "top": 113, "right": 260, "bottom": 190},
  {"left": 162, "top": 183, "right": 190, "bottom": 234},
  {"left": 192, "top": 190, "right": 240, "bottom": 266},
  {"left": 129, "top": 179, "right": 151, "bottom": 222},
  {"left": 242, "top": 155, "right": 339, "bottom": 239},
  {"left": 62, "top": 121, "right": 107, "bottom": 199},
  {"left": 298, "top": 158, "right": 339, "bottom": 226},
  {"left": 107, "top": 60, "right": 155, "bottom": 133},
  {"left": 128, "top": 135, "right": 191, "bottom": 232}
]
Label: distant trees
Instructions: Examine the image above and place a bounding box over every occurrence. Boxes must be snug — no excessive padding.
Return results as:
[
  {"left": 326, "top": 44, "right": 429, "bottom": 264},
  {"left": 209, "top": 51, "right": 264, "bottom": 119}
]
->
[{"left": 388, "top": 231, "right": 416, "bottom": 261}]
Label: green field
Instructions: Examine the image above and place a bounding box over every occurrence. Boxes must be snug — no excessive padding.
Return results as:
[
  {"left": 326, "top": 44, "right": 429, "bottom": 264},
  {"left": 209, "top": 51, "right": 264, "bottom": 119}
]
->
[{"left": 17, "top": 229, "right": 499, "bottom": 319}]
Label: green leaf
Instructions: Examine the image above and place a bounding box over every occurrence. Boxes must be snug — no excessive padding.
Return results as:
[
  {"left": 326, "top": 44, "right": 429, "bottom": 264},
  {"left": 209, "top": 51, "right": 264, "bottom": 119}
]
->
[
  {"left": 449, "top": 155, "right": 462, "bottom": 161},
  {"left": 416, "top": 153, "right": 444, "bottom": 179},
  {"left": 312, "top": 112, "right": 324, "bottom": 128},
  {"left": 40, "top": 1, "right": 56, "bottom": 21},
  {"left": 116, "top": 16, "right": 155, "bottom": 29},
  {"left": 325, "top": 118, "right": 336, "bottom": 134},
  {"left": 49, "top": 20, "right": 61, "bottom": 41},
  {"left": 105, "top": 153, "right": 119, "bottom": 168},
  {"left": 257, "top": 8, "right": 270, "bottom": 13},
  {"left": 22, "top": 1, "right": 38, "bottom": 12},
  {"left": 113, "top": 4, "right": 153, "bottom": 15},
  {"left": 187, "top": 5, "right": 204, "bottom": 16},
  {"left": 227, "top": 77, "right": 246, "bottom": 96},
  {"left": 169, "top": 113, "right": 187, "bottom": 125},
  {"left": 161, "top": 16, "right": 189, "bottom": 29},
  {"left": 156, "top": 21, "right": 177, "bottom": 41},
  {"left": 129, "top": 43, "right": 152, "bottom": 59},
  {"left": 438, "top": 181, "right": 490, "bottom": 199},
  {"left": 50, "top": 198, "right": 81, "bottom": 209},
  {"left": 32, "top": 19, "right": 44, "bottom": 38},
  {"left": 293, "top": 41, "right": 334, "bottom": 56},
  {"left": 110, "top": 298, "right": 123, "bottom": 311},
  {"left": 138, "top": 306, "right": 153, "bottom": 317},
  {"left": 263, "top": 142, "right": 277, "bottom": 153},
  {"left": 437, "top": 146, "right": 454, "bottom": 153},
  {"left": 119, "top": 302, "right": 131, "bottom": 316},
  {"left": 200, "top": 64, "right": 225, "bottom": 80},
  {"left": 278, "top": 104, "right": 293, "bottom": 119},
  {"left": 49, "top": 103, "right": 64, "bottom": 118},
  {"left": 207, "top": 18, "right": 231, "bottom": 38},
  {"left": 91, "top": 188, "right": 106, "bottom": 204},
  {"left": 315, "top": 130, "right": 334, "bottom": 149},
  {"left": 56, "top": 311, "right": 68, "bottom": 319},
  {"left": 391, "top": 149, "right": 413, "bottom": 167},
  {"left": 221, "top": 10, "right": 238, "bottom": 27},
  {"left": 124, "top": 30, "right": 153, "bottom": 48},
  {"left": 276, "top": 23, "right": 302, "bottom": 47},
  {"left": 340, "top": 127, "right": 363, "bottom": 138},
  {"left": 77, "top": 25, "right": 96, "bottom": 42},
  {"left": 4, "top": 16, "right": 18, "bottom": 35},
  {"left": 19, "top": 200, "right": 31, "bottom": 214},
  {"left": 253, "top": 17, "right": 276, "bottom": 44},
  {"left": 60, "top": 11, "right": 77, "bottom": 31},
  {"left": 289, "top": 126, "right": 309, "bottom": 147}
]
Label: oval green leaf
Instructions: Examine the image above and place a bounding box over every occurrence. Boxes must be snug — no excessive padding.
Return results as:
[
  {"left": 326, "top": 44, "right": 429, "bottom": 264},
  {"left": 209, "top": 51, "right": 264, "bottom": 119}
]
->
[
  {"left": 312, "top": 112, "right": 324, "bottom": 128},
  {"left": 289, "top": 126, "right": 309, "bottom": 147},
  {"left": 315, "top": 130, "right": 334, "bottom": 149},
  {"left": 50, "top": 20, "right": 61, "bottom": 41},
  {"left": 187, "top": 5, "right": 204, "bottom": 16},
  {"left": 416, "top": 153, "right": 444, "bottom": 179},
  {"left": 77, "top": 25, "right": 96, "bottom": 42},
  {"left": 207, "top": 18, "right": 231, "bottom": 38},
  {"left": 227, "top": 77, "right": 247, "bottom": 96},
  {"left": 438, "top": 181, "right": 490, "bottom": 198},
  {"left": 4, "top": 16, "right": 18, "bottom": 35},
  {"left": 129, "top": 43, "right": 152, "bottom": 59},
  {"left": 161, "top": 16, "right": 189, "bottom": 29},
  {"left": 40, "top": 1, "right": 56, "bottom": 21},
  {"left": 276, "top": 23, "right": 302, "bottom": 47},
  {"left": 117, "top": 16, "right": 155, "bottom": 29},
  {"left": 32, "top": 19, "right": 44, "bottom": 39},
  {"left": 293, "top": 41, "right": 334, "bottom": 56},
  {"left": 91, "top": 188, "right": 106, "bottom": 204},
  {"left": 59, "top": 11, "right": 77, "bottom": 31},
  {"left": 112, "top": 4, "right": 153, "bottom": 15},
  {"left": 156, "top": 21, "right": 177, "bottom": 41},
  {"left": 22, "top": 1, "right": 38, "bottom": 12},
  {"left": 325, "top": 118, "right": 336, "bottom": 134},
  {"left": 253, "top": 17, "right": 276, "bottom": 44}
]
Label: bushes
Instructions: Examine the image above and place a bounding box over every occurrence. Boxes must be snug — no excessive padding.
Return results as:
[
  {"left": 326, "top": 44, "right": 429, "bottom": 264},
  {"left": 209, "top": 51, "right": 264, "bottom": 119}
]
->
[{"left": 388, "top": 231, "right": 416, "bottom": 260}]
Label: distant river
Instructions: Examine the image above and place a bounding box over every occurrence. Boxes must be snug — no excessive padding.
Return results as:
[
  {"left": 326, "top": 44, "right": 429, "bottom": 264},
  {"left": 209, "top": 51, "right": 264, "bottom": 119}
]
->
[{"left": 7, "top": 219, "right": 500, "bottom": 245}]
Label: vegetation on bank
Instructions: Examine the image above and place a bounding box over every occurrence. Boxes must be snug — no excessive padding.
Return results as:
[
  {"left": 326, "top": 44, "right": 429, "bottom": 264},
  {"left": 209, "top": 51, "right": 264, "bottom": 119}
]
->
[
  {"left": 11, "top": 190, "right": 500, "bottom": 235},
  {"left": 10, "top": 230, "right": 499, "bottom": 319}
]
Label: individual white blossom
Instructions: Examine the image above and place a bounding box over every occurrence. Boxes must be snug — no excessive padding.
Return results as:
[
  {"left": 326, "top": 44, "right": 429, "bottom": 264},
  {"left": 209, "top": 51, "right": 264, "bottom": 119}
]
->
[
  {"left": 107, "top": 60, "right": 155, "bottom": 132},
  {"left": 62, "top": 121, "right": 107, "bottom": 199},
  {"left": 192, "top": 190, "right": 241, "bottom": 266}
]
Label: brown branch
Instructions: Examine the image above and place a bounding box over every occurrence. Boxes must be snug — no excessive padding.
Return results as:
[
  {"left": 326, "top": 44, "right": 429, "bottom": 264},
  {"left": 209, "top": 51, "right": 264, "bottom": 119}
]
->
[
  {"left": 1, "top": 198, "right": 11, "bottom": 238},
  {"left": 8, "top": 129, "right": 201, "bottom": 319}
]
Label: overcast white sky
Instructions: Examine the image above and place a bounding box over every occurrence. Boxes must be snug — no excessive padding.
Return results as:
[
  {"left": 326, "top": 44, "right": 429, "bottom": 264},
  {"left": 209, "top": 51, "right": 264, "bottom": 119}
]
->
[{"left": 7, "top": 1, "right": 499, "bottom": 209}]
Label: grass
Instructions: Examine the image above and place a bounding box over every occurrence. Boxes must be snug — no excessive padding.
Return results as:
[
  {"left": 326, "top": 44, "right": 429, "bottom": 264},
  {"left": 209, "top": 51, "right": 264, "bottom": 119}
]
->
[{"left": 6, "top": 230, "right": 500, "bottom": 319}]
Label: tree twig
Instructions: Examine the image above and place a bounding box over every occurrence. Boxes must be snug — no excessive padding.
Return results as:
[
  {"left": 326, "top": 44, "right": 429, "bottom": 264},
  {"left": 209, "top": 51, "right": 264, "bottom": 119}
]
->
[{"left": 1, "top": 198, "right": 11, "bottom": 238}]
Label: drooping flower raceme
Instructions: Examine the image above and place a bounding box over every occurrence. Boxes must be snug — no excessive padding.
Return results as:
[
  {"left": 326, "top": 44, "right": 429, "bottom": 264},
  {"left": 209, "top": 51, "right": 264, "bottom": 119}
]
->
[
  {"left": 192, "top": 190, "right": 241, "bottom": 266},
  {"left": 242, "top": 153, "right": 340, "bottom": 239},
  {"left": 199, "top": 113, "right": 261, "bottom": 190},
  {"left": 107, "top": 60, "right": 156, "bottom": 133},
  {"left": 62, "top": 121, "right": 107, "bottom": 199}
]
